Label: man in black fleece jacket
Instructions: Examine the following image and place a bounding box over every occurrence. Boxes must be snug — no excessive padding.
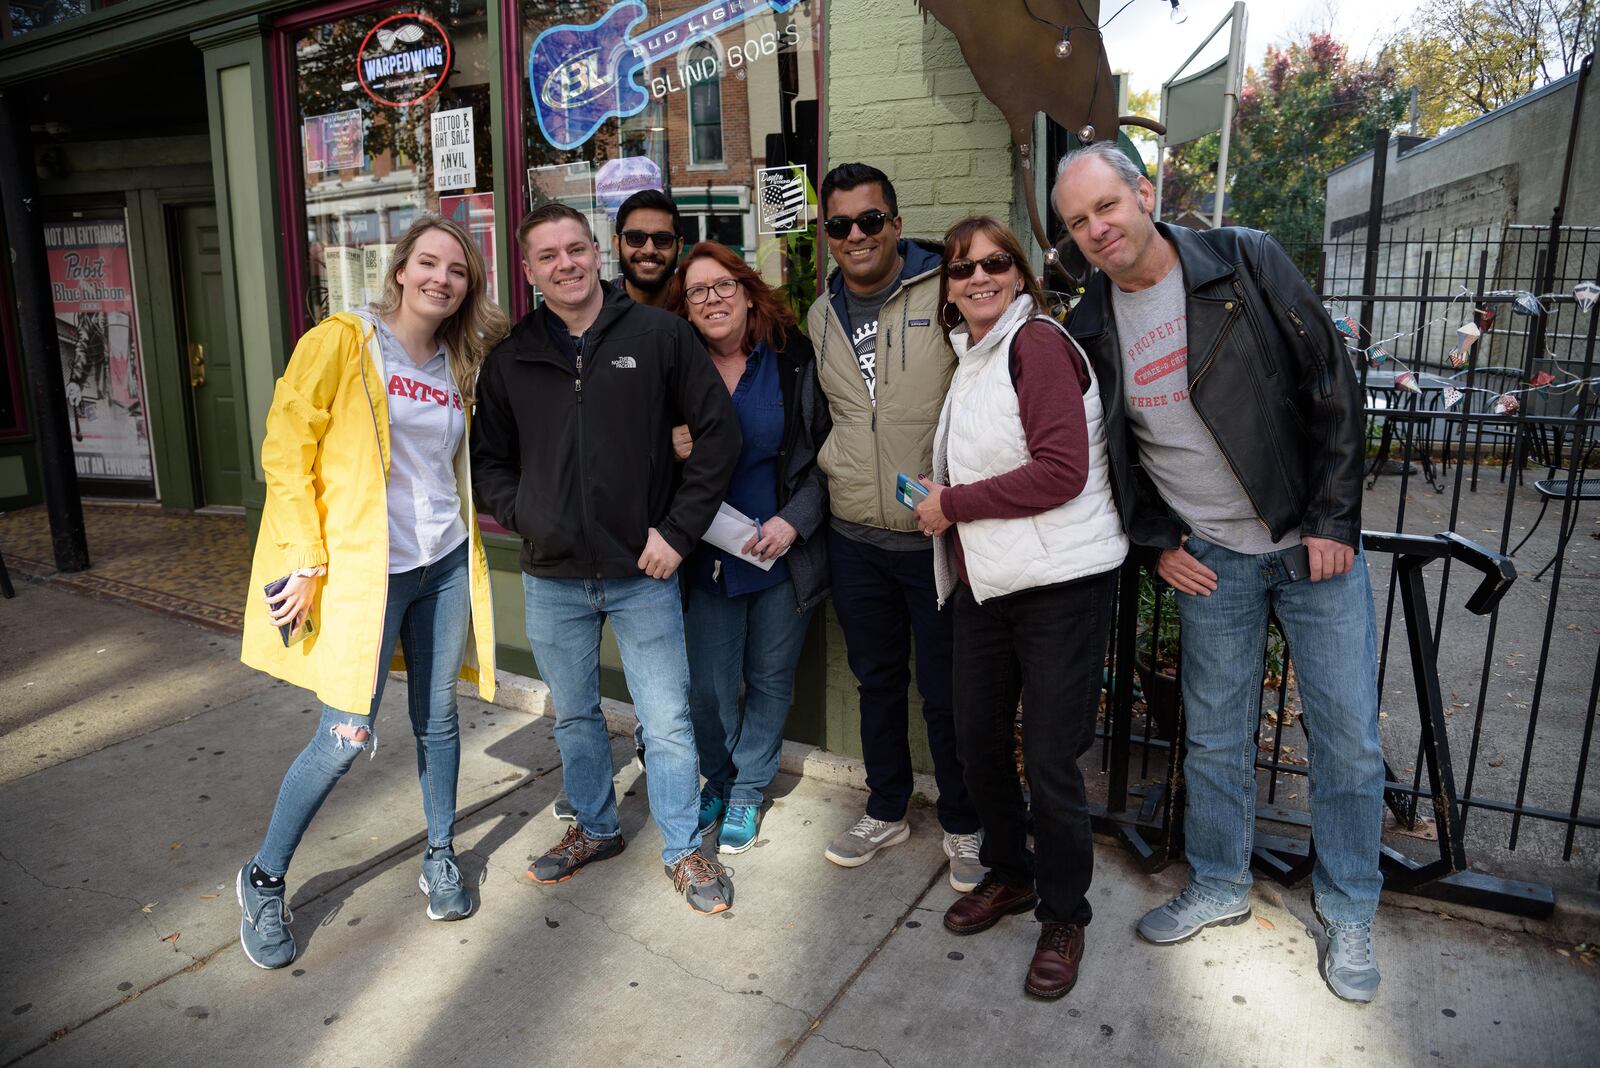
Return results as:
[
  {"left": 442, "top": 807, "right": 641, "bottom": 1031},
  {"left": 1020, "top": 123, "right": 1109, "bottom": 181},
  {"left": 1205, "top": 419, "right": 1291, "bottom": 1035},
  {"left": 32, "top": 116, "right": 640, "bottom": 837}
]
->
[{"left": 471, "top": 203, "right": 740, "bottom": 914}]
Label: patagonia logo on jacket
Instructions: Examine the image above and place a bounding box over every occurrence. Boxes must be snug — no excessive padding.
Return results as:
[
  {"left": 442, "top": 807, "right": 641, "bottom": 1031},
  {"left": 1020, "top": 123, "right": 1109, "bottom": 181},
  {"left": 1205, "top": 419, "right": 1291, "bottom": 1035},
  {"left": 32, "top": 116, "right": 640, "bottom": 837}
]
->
[{"left": 388, "top": 374, "right": 463, "bottom": 410}]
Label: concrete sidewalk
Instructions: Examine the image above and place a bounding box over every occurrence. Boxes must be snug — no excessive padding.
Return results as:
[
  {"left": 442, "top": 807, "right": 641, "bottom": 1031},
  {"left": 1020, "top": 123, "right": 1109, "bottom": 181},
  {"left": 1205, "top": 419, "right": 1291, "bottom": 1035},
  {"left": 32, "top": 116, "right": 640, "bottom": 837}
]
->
[{"left": 2, "top": 580, "right": 1597, "bottom": 1067}]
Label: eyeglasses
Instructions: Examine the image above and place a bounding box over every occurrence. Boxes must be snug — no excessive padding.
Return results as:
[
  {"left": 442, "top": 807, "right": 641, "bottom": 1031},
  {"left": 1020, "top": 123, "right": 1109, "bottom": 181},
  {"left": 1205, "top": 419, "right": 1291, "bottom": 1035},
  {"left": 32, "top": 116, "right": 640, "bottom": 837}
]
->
[
  {"left": 946, "top": 252, "right": 1016, "bottom": 280},
  {"left": 621, "top": 229, "right": 678, "bottom": 250},
  {"left": 823, "top": 210, "right": 890, "bottom": 241},
  {"left": 685, "top": 278, "right": 741, "bottom": 304}
]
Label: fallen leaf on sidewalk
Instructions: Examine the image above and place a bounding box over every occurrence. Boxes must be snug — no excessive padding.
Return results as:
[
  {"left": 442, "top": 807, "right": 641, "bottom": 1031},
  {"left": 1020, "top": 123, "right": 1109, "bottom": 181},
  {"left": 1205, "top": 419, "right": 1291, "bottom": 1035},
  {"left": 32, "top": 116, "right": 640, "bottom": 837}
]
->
[
  {"left": 141, "top": 902, "right": 157, "bottom": 913},
  {"left": 161, "top": 932, "right": 179, "bottom": 943},
  {"left": 1256, "top": 916, "right": 1276, "bottom": 930},
  {"left": 169, "top": 842, "right": 182, "bottom": 850},
  {"left": 198, "top": 894, "right": 218, "bottom": 900}
]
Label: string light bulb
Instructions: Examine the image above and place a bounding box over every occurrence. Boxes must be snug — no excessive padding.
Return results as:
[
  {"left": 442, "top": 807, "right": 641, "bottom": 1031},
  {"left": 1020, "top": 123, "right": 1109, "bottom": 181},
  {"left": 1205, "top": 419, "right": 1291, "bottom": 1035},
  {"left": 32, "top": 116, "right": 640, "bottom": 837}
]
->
[
  {"left": 1168, "top": 0, "right": 1188, "bottom": 25},
  {"left": 1055, "top": 30, "right": 1072, "bottom": 58}
]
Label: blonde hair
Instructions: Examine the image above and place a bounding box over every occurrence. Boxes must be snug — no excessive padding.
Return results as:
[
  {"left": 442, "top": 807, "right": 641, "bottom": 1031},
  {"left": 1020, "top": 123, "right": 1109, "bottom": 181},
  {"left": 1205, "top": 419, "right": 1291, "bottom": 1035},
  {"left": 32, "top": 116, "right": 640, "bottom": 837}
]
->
[{"left": 371, "top": 213, "right": 508, "bottom": 403}]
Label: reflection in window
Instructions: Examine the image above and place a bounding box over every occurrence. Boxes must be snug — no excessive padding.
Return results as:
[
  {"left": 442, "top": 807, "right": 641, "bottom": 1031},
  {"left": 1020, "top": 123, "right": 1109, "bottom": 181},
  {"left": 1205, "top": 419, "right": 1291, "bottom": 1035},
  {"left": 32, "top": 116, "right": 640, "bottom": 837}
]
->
[
  {"left": 290, "top": 1, "right": 498, "bottom": 329},
  {"left": 518, "top": 0, "right": 820, "bottom": 308},
  {"left": 4, "top": 0, "right": 87, "bottom": 38},
  {"left": 687, "top": 42, "right": 723, "bottom": 166}
]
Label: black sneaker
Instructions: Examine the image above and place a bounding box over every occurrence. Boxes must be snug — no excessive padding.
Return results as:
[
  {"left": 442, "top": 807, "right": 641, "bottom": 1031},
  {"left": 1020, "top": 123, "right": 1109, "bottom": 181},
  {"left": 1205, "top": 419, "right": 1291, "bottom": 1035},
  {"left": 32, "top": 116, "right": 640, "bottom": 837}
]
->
[
  {"left": 666, "top": 851, "right": 734, "bottom": 915},
  {"left": 529, "top": 825, "right": 625, "bottom": 884}
]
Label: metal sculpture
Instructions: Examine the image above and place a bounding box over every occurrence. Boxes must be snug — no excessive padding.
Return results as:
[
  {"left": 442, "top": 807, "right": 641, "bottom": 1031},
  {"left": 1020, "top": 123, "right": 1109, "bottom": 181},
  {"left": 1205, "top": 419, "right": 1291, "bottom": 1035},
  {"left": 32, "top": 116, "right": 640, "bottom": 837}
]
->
[{"left": 915, "top": 0, "right": 1163, "bottom": 254}]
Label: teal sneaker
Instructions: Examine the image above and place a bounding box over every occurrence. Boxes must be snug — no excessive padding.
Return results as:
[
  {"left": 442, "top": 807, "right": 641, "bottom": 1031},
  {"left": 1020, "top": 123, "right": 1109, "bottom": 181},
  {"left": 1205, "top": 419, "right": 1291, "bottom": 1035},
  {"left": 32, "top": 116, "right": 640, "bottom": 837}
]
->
[
  {"left": 719, "top": 802, "right": 760, "bottom": 854},
  {"left": 419, "top": 847, "right": 473, "bottom": 921},
  {"left": 235, "top": 861, "right": 295, "bottom": 969},
  {"left": 697, "top": 787, "right": 726, "bottom": 836}
]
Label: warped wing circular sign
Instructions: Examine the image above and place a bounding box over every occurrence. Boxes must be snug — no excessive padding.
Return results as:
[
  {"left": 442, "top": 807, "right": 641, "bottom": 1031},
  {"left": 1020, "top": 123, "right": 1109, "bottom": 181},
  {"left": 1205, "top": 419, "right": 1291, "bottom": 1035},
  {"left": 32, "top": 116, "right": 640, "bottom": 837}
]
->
[{"left": 358, "top": 14, "right": 453, "bottom": 108}]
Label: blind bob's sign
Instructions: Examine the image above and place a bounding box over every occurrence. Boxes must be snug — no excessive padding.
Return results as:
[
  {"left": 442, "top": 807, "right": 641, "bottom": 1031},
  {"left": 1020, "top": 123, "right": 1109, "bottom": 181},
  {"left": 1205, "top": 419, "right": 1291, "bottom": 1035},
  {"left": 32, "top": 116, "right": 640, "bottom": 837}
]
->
[{"left": 358, "top": 13, "right": 452, "bottom": 107}]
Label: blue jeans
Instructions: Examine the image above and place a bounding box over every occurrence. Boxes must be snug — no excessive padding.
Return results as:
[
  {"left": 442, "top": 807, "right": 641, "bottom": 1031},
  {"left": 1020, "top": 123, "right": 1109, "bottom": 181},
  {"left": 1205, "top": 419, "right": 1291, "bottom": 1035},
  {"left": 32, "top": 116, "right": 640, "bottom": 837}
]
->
[
  {"left": 254, "top": 540, "right": 470, "bottom": 878},
  {"left": 686, "top": 578, "right": 814, "bottom": 806},
  {"left": 1176, "top": 536, "right": 1385, "bottom": 927},
  {"left": 523, "top": 574, "right": 702, "bottom": 866}
]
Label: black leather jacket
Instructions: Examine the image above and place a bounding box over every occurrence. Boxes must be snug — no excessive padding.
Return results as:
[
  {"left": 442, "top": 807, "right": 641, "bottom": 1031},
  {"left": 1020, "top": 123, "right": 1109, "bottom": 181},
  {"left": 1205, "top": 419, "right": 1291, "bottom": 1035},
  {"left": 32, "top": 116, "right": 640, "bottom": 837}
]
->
[{"left": 1069, "top": 224, "right": 1364, "bottom": 551}]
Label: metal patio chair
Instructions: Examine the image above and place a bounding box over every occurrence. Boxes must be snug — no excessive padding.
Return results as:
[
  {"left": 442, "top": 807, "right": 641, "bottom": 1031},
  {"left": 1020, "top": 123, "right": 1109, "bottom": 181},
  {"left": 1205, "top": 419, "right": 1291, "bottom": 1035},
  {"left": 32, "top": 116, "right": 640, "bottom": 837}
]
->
[{"left": 1508, "top": 390, "right": 1600, "bottom": 580}]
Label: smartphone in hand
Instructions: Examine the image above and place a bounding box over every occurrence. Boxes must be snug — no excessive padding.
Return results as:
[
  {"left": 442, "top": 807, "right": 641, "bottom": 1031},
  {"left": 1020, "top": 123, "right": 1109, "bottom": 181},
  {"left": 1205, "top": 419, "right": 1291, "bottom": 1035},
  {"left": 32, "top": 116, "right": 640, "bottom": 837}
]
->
[
  {"left": 263, "top": 574, "right": 315, "bottom": 647},
  {"left": 1281, "top": 543, "right": 1312, "bottom": 583}
]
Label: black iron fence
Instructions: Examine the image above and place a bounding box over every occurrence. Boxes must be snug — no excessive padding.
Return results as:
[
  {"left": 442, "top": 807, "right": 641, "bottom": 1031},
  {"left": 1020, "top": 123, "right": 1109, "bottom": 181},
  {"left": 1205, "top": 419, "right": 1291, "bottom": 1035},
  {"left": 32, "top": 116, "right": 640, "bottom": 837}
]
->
[{"left": 1089, "top": 238, "right": 1600, "bottom": 914}]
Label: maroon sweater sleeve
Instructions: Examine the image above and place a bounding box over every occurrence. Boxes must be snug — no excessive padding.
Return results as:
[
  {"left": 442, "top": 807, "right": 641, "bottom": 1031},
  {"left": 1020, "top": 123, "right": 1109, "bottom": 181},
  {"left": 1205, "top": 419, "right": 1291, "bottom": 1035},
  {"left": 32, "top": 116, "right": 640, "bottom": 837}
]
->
[{"left": 943, "top": 320, "right": 1092, "bottom": 525}]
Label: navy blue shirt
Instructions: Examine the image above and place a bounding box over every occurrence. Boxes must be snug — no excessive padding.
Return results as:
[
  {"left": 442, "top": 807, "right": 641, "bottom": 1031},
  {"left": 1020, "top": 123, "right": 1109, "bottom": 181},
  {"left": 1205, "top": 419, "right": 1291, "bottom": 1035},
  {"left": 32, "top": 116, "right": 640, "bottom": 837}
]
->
[{"left": 690, "top": 341, "right": 787, "bottom": 596}]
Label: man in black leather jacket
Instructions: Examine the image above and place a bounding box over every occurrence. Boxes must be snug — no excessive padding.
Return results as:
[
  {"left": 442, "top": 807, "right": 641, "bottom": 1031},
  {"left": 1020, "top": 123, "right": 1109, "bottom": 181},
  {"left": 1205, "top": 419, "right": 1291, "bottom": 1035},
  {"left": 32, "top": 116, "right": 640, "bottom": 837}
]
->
[{"left": 1054, "top": 142, "right": 1385, "bottom": 1004}]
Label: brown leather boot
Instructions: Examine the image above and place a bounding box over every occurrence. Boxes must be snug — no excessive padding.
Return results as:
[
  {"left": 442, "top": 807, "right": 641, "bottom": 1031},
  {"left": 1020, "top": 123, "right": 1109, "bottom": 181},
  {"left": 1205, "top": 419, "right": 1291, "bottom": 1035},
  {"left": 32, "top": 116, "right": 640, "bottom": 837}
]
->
[
  {"left": 1025, "top": 921, "right": 1084, "bottom": 999},
  {"left": 943, "top": 875, "right": 1038, "bottom": 935}
]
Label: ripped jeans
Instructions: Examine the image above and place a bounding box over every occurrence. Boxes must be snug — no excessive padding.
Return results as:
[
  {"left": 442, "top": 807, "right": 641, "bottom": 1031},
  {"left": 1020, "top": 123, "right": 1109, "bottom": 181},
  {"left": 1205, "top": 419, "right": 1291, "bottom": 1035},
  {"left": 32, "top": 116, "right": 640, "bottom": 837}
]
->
[{"left": 252, "top": 539, "right": 470, "bottom": 879}]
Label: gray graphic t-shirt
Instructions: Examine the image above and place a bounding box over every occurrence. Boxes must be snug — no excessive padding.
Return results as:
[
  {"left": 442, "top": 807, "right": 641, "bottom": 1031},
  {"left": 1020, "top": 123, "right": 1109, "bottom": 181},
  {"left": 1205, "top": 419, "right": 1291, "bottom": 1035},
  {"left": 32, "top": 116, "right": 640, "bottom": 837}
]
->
[
  {"left": 1110, "top": 263, "right": 1298, "bottom": 555},
  {"left": 843, "top": 268, "right": 902, "bottom": 406}
]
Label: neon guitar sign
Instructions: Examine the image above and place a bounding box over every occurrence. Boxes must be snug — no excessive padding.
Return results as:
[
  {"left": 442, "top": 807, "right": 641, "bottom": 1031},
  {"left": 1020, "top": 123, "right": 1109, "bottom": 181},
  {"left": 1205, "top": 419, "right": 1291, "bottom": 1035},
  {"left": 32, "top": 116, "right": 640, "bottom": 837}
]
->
[{"left": 528, "top": 0, "right": 804, "bottom": 151}]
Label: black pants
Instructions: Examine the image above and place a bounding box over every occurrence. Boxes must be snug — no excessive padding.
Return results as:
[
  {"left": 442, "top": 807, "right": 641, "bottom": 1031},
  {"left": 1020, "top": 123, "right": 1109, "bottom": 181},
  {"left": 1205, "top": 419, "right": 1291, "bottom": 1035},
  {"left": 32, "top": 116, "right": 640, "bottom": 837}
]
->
[
  {"left": 952, "top": 570, "right": 1117, "bottom": 925},
  {"left": 829, "top": 527, "right": 978, "bottom": 832}
]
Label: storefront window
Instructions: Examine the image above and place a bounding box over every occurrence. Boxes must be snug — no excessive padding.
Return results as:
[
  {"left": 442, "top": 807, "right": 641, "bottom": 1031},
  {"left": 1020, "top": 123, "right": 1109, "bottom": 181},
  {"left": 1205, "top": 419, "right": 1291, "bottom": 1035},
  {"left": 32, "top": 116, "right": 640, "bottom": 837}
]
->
[
  {"left": 517, "top": 0, "right": 821, "bottom": 303},
  {"left": 286, "top": 1, "right": 498, "bottom": 329}
]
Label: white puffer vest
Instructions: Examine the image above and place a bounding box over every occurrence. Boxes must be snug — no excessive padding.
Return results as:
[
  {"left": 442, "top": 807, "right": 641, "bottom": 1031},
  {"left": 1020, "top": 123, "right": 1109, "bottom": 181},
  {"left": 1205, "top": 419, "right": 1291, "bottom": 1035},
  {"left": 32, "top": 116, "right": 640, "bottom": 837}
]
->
[{"left": 932, "top": 296, "right": 1128, "bottom": 605}]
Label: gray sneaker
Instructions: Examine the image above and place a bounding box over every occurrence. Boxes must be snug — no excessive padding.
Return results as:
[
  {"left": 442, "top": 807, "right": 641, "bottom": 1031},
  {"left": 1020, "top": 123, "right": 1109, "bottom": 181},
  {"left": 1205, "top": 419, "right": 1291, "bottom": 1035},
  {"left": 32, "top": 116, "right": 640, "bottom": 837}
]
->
[
  {"left": 1136, "top": 886, "right": 1251, "bottom": 945},
  {"left": 1321, "top": 919, "right": 1380, "bottom": 1003},
  {"left": 419, "top": 847, "right": 473, "bottom": 921},
  {"left": 235, "top": 862, "right": 295, "bottom": 969},
  {"left": 942, "top": 831, "right": 986, "bottom": 892},
  {"left": 824, "top": 814, "right": 911, "bottom": 867}
]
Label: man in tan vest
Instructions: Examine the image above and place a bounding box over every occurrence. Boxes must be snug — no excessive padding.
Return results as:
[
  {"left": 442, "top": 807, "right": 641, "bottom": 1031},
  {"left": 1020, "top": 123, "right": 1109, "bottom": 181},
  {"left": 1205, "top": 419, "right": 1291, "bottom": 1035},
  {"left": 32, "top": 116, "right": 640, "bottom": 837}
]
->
[{"left": 807, "top": 163, "right": 983, "bottom": 892}]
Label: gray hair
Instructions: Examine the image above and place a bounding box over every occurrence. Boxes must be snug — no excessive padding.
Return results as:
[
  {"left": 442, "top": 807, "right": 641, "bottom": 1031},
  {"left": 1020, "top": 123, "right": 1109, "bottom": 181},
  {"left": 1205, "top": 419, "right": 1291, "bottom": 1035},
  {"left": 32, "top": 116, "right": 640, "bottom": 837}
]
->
[{"left": 1053, "top": 140, "right": 1145, "bottom": 199}]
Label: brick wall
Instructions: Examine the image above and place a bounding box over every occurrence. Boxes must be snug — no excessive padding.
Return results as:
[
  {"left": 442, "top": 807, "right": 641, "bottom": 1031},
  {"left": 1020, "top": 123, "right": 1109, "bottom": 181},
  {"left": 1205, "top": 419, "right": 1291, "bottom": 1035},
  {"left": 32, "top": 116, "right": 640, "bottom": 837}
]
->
[{"left": 824, "top": 0, "right": 1014, "bottom": 239}]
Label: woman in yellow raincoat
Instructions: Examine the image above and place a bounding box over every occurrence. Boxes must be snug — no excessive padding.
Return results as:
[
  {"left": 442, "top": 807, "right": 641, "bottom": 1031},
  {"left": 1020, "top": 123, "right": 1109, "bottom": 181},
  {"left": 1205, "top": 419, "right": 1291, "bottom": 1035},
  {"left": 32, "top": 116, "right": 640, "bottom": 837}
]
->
[{"left": 235, "top": 214, "right": 507, "bottom": 969}]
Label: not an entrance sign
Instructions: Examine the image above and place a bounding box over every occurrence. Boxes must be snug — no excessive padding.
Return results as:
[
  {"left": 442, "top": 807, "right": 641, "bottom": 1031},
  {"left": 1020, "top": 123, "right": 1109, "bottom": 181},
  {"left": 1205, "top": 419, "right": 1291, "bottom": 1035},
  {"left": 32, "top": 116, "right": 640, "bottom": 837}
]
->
[{"left": 432, "top": 107, "right": 476, "bottom": 191}]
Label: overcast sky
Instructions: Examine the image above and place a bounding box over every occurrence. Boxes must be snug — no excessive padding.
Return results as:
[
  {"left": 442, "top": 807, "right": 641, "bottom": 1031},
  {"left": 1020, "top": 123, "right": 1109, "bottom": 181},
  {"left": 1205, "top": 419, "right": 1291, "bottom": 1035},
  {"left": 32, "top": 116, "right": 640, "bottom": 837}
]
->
[{"left": 1100, "top": 0, "right": 1430, "bottom": 97}]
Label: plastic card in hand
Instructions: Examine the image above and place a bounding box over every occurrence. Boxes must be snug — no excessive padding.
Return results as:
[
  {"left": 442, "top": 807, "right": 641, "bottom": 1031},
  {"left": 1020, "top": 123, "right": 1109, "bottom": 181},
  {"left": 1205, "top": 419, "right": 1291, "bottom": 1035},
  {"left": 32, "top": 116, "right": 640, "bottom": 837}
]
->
[{"left": 895, "top": 472, "right": 929, "bottom": 511}]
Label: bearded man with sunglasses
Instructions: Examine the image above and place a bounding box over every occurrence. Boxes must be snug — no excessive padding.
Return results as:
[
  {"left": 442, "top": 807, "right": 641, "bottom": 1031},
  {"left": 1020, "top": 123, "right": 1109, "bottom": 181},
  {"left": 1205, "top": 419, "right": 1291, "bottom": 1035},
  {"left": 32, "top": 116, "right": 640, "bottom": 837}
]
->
[
  {"left": 807, "top": 163, "right": 984, "bottom": 892},
  {"left": 612, "top": 189, "right": 683, "bottom": 308}
]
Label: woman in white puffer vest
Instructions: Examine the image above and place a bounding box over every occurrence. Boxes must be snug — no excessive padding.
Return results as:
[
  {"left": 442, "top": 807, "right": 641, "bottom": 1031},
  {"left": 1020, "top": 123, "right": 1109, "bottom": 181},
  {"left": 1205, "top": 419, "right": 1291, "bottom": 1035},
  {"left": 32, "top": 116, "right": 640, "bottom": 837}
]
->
[{"left": 912, "top": 216, "right": 1128, "bottom": 1001}]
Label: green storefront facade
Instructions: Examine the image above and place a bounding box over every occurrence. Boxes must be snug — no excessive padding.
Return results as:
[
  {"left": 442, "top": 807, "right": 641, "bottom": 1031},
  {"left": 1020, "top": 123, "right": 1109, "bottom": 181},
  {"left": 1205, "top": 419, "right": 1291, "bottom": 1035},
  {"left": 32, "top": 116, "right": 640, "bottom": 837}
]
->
[{"left": 0, "top": 0, "right": 1027, "bottom": 767}]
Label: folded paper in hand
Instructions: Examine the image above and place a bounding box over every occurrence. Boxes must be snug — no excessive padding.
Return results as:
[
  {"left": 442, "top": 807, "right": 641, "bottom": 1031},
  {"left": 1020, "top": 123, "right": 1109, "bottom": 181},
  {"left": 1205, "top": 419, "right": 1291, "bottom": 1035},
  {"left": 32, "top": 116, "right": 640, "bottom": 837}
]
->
[{"left": 702, "top": 503, "right": 777, "bottom": 571}]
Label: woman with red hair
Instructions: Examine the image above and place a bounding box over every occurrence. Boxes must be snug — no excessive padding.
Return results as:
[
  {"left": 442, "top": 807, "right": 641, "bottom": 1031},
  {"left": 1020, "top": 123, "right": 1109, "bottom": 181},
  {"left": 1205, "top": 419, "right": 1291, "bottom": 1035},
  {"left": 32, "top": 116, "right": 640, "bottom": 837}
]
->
[{"left": 669, "top": 241, "right": 830, "bottom": 854}]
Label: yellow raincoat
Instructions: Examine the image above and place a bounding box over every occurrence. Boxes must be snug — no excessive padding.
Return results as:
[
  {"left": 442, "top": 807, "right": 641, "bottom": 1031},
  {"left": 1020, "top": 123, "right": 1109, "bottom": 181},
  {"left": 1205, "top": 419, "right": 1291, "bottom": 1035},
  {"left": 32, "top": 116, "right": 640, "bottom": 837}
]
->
[{"left": 241, "top": 313, "right": 496, "bottom": 714}]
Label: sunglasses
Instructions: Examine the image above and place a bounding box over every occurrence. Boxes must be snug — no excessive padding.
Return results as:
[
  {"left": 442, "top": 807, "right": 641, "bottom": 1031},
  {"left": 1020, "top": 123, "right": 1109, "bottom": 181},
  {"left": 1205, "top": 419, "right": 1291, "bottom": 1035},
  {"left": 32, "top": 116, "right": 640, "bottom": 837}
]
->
[
  {"left": 620, "top": 229, "right": 678, "bottom": 250},
  {"left": 685, "top": 278, "right": 741, "bottom": 305},
  {"left": 823, "top": 210, "right": 890, "bottom": 240},
  {"left": 946, "top": 252, "right": 1016, "bottom": 280}
]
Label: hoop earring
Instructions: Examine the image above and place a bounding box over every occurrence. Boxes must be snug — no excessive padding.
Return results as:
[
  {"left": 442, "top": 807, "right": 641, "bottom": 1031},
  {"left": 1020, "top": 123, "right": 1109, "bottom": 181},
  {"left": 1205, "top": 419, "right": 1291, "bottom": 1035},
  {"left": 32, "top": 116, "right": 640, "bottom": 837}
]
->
[{"left": 940, "top": 301, "right": 962, "bottom": 329}]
